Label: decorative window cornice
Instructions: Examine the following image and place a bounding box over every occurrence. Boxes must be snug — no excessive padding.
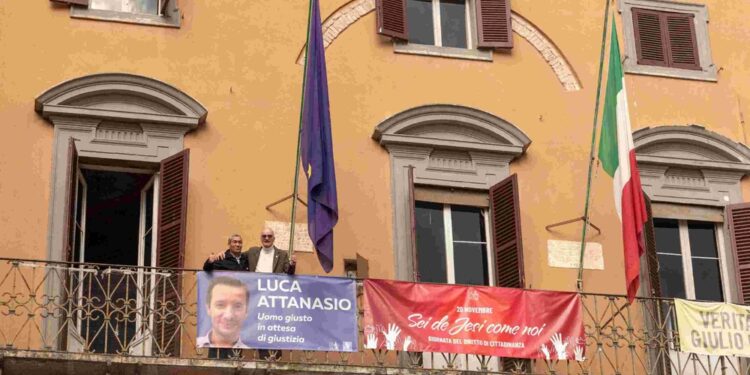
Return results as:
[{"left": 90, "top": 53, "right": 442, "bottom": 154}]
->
[
  {"left": 634, "top": 125, "right": 750, "bottom": 206},
  {"left": 35, "top": 73, "right": 207, "bottom": 130}
]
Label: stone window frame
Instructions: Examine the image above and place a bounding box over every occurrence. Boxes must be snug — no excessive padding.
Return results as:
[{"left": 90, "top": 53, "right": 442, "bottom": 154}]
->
[
  {"left": 618, "top": 0, "right": 716, "bottom": 81},
  {"left": 393, "top": 0, "right": 493, "bottom": 62},
  {"left": 69, "top": 0, "right": 181, "bottom": 28},
  {"left": 35, "top": 73, "right": 207, "bottom": 263},
  {"left": 634, "top": 125, "right": 750, "bottom": 303},
  {"left": 372, "top": 104, "right": 530, "bottom": 281}
]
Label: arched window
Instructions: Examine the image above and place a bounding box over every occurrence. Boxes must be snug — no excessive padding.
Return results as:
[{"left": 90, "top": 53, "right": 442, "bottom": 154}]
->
[
  {"left": 634, "top": 125, "right": 750, "bottom": 303},
  {"left": 373, "top": 104, "right": 530, "bottom": 285},
  {"left": 36, "top": 73, "right": 206, "bottom": 356}
]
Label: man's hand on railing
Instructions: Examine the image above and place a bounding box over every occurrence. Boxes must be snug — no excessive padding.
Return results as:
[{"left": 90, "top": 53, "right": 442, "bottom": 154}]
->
[
  {"left": 365, "top": 333, "right": 378, "bottom": 349},
  {"left": 207, "top": 252, "right": 226, "bottom": 263},
  {"left": 550, "top": 333, "right": 568, "bottom": 360},
  {"left": 383, "top": 323, "right": 401, "bottom": 351}
]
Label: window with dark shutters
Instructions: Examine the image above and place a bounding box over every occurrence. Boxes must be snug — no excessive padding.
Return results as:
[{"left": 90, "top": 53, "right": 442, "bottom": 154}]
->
[
  {"left": 489, "top": 173, "right": 524, "bottom": 288},
  {"left": 727, "top": 202, "right": 750, "bottom": 304},
  {"left": 476, "top": 0, "right": 512, "bottom": 48},
  {"left": 63, "top": 138, "right": 79, "bottom": 263},
  {"left": 632, "top": 8, "right": 700, "bottom": 70},
  {"left": 154, "top": 149, "right": 189, "bottom": 356},
  {"left": 376, "top": 0, "right": 408, "bottom": 40}
]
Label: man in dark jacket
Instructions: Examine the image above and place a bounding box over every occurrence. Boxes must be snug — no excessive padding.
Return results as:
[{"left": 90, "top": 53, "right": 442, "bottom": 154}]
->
[{"left": 203, "top": 234, "right": 248, "bottom": 272}]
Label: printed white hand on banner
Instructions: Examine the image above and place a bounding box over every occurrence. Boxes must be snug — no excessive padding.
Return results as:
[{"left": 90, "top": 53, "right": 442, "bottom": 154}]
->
[
  {"left": 550, "top": 333, "right": 568, "bottom": 360},
  {"left": 540, "top": 344, "right": 551, "bottom": 360},
  {"left": 574, "top": 345, "right": 585, "bottom": 362},
  {"left": 383, "top": 323, "right": 401, "bottom": 350},
  {"left": 365, "top": 333, "right": 378, "bottom": 349},
  {"left": 402, "top": 336, "right": 412, "bottom": 351}
]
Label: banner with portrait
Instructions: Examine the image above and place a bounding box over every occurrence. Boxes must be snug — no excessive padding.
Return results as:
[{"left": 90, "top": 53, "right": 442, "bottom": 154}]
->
[
  {"left": 363, "top": 279, "right": 585, "bottom": 360},
  {"left": 675, "top": 298, "right": 750, "bottom": 357},
  {"left": 197, "top": 272, "right": 358, "bottom": 351}
]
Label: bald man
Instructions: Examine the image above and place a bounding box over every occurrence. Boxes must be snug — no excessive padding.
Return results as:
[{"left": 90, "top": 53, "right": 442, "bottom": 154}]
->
[{"left": 247, "top": 228, "right": 296, "bottom": 275}]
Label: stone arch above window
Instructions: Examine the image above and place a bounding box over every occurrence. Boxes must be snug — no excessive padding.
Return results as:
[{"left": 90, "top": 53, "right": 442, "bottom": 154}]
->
[
  {"left": 634, "top": 125, "right": 750, "bottom": 207},
  {"left": 373, "top": 104, "right": 530, "bottom": 281},
  {"left": 373, "top": 104, "right": 530, "bottom": 191},
  {"left": 36, "top": 73, "right": 206, "bottom": 164}
]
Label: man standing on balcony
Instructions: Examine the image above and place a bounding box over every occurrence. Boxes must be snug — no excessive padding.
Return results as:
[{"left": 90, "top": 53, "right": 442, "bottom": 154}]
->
[
  {"left": 203, "top": 234, "right": 248, "bottom": 272},
  {"left": 208, "top": 229, "right": 297, "bottom": 274},
  {"left": 246, "top": 228, "right": 296, "bottom": 275}
]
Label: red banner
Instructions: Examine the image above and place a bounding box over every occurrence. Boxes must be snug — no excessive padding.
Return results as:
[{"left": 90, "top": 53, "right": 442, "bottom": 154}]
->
[{"left": 363, "top": 279, "right": 585, "bottom": 360}]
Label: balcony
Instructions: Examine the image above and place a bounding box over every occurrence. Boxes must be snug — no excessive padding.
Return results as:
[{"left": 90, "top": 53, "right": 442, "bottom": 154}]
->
[{"left": 0, "top": 257, "right": 744, "bottom": 374}]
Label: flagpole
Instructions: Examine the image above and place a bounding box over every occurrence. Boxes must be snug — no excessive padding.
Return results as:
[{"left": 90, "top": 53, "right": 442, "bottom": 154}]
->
[
  {"left": 576, "top": 0, "right": 612, "bottom": 292},
  {"left": 289, "top": 0, "right": 315, "bottom": 257}
]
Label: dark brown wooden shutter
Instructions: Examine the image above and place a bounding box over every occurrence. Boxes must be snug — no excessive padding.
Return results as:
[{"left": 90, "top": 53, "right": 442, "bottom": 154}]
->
[
  {"left": 63, "top": 138, "right": 79, "bottom": 263},
  {"left": 160, "top": 0, "right": 170, "bottom": 14},
  {"left": 376, "top": 0, "right": 408, "bottom": 40},
  {"left": 58, "top": 138, "right": 79, "bottom": 351},
  {"left": 727, "top": 203, "right": 750, "bottom": 304},
  {"left": 50, "top": 0, "right": 89, "bottom": 6},
  {"left": 155, "top": 149, "right": 189, "bottom": 356},
  {"left": 476, "top": 0, "right": 513, "bottom": 48},
  {"left": 633, "top": 8, "right": 700, "bottom": 70},
  {"left": 408, "top": 166, "right": 419, "bottom": 281},
  {"left": 643, "top": 195, "right": 662, "bottom": 297},
  {"left": 157, "top": 149, "right": 189, "bottom": 270},
  {"left": 664, "top": 12, "right": 700, "bottom": 70},
  {"left": 490, "top": 174, "right": 524, "bottom": 288},
  {"left": 644, "top": 198, "right": 671, "bottom": 375},
  {"left": 633, "top": 8, "right": 668, "bottom": 67}
]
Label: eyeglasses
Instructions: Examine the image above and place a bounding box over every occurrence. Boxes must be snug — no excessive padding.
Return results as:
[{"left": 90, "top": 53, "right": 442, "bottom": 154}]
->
[{"left": 261, "top": 235, "right": 274, "bottom": 239}]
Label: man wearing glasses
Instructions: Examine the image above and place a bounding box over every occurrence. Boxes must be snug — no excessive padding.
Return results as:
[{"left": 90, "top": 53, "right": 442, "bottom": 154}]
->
[{"left": 247, "top": 228, "right": 296, "bottom": 275}]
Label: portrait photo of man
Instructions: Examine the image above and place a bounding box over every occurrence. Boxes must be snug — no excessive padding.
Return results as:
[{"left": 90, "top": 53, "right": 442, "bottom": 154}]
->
[{"left": 197, "top": 276, "right": 251, "bottom": 348}]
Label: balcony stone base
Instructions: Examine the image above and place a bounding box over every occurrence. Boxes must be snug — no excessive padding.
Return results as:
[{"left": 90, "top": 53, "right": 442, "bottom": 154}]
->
[{"left": 0, "top": 350, "right": 430, "bottom": 375}]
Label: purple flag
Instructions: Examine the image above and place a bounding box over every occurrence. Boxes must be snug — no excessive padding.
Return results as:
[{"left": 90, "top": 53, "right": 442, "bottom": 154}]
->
[{"left": 300, "top": 0, "right": 337, "bottom": 273}]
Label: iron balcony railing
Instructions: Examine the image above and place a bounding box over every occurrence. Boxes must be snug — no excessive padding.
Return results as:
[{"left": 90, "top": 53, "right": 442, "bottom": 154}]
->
[{"left": 0, "top": 257, "right": 745, "bottom": 374}]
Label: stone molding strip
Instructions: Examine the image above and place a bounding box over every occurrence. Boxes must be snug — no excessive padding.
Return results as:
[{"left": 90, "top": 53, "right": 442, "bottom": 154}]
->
[{"left": 295, "top": 0, "right": 581, "bottom": 92}]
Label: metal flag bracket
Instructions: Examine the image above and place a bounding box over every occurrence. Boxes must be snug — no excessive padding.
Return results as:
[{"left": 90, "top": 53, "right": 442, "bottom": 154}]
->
[
  {"left": 265, "top": 194, "right": 307, "bottom": 211},
  {"left": 545, "top": 216, "right": 602, "bottom": 237}
]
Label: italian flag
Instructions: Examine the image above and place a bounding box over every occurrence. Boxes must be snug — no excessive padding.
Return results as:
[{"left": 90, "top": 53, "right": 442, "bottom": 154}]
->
[{"left": 598, "top": 22, "right": 648, "bottom": 303}]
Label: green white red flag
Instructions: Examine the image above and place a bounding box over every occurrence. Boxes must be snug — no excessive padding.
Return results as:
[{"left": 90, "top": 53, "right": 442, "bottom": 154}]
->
[{"left": 598, "top": 22, "right": 648, "bottom": 302}]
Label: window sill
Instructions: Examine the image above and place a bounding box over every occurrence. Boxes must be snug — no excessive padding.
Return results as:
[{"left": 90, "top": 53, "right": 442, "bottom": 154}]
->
[
  {"left": 393, "top": 42, "right": 492, "bottom": 62},
  {"left": 70, "top": 7, "right": 181, "bottom": 28},
  {"left": 623, "top": 61, "right": 717, "bottom": 82}
]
